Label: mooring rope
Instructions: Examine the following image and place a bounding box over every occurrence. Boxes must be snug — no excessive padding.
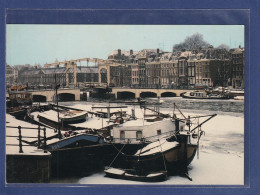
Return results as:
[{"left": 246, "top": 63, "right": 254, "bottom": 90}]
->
[
  {"left": 108, "top": 144, "right": 126, "bottom": 168},
  {"left": 158, "top": 138, "right": 168, "bottom": 173}
]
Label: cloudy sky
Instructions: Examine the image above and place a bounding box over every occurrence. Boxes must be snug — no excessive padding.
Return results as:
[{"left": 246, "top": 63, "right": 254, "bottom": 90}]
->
[{"left": 6, "top": 25, "right": 244, "bottom": 66}]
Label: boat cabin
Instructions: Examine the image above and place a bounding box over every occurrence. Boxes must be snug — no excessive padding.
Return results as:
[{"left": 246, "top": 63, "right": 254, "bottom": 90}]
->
[
  {"left": 7, "top": 91, "right": 32, "bottom": 107},
  {"left": 110, "top": 118, "right": 185, "bottom": 144},
  {"left": 189, "top": 91, "right": 207, "bottom": 98}
]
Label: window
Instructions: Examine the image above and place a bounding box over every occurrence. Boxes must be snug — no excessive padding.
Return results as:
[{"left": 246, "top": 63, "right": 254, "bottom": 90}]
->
[
  {"left": 120, "top": 131, "right": 125, "bottom": 140},
  {"left": 136, "top": 131, "right": 142, "bottom": 140},
  {"left": 157, "top": 130, "right": 161, "bottom": 135}
]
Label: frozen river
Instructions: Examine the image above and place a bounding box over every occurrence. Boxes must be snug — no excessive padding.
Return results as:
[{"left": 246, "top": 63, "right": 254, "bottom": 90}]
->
[{"left": 52, "top": 97, "right": 244, "bottom": 185}]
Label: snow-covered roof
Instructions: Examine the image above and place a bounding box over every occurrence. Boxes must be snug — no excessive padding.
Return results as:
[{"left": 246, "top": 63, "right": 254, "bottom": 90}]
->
[
  {"left": 232, "top": 48, "right": 244, "bottom": 54},
  {"left": 108, "top": 50, "right": 139, "bottom": 57},
  {"left": 77, "top": 66, "right": 98, "bottom": 73},
  {"left": 179, "top": 51, "right": 193, "bottom": 58},
  {"left": 118, "top": 118, "right": 170, "bottom": 127},
  {"left": 20, "top": 69, "right": 43, "bottom": 75},
  {"left": 135, "top": 138, "right": 179, "bottom": 156},
  {"left": 160, "top": 53, "right": 173, "bottom": 61}
]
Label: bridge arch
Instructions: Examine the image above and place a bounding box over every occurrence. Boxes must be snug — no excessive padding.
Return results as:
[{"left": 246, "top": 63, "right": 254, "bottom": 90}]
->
[
  {"left": 58, "top": 93, "right": 75, "bottom": 101},
  {"left": 117, "top": 91, "right": 135, "bottom": 99},
  {"left": 161, "top": 92, "right": 176, "bottom": 97},
  {"left": 33, "top": 95, "right": 47, "bottom": 102},
  {"left": 180, "top": 92, "right": 187, "bottom": 97},
  {"left": 140, "top": 91, "right": 157, "bottom": 98}
]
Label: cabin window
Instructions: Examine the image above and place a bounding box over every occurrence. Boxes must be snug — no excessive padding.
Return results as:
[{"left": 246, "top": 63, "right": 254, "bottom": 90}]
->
[
  {"left": 157, "top": 130, "right": 161, "bottom": 135},
  {"left": 136, "top": 131, "right": 142, "bottom": 140},
  {"left": 25, "top": 94, "right": 31, "bottom": 98},
  {"left": 120, "top": 131, "right": 125, "bottom": 140},
  {"left": 190, "top": 93, "right": 194, "bottom": 96}
]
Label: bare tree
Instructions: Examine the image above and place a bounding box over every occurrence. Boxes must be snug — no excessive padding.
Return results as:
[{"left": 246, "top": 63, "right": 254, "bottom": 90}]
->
[
  {"left": 217, "top": 44, "right": 230, "bottom": 50},
  {"left": 173, "top": 33, "right": 210, "bottom": 51}
]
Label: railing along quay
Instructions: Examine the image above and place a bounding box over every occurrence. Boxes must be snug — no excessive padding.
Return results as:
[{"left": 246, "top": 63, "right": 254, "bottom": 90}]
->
[{"left": 6, "top": 125, "right": 47, "bottom": 153}]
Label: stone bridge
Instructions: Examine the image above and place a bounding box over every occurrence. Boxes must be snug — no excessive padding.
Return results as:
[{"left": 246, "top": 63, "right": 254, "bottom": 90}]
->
[
  {"left": 30, "top": 88, "right": 81, "bottom": 102},
  {"left": 112, "top": 88, "right": 194, "bottom": 99}
]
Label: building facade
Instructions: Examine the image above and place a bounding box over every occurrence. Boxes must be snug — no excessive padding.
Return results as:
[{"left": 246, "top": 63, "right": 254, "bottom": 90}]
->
[
  {"left": 18, "top": 66, "right": 99, "bottom": 88},
  {"left": 231, "top": 48, "right": 244, "bottom": 88},
  {"left": 8, "top": 46, "right": 244, "bottom": 90},
  {"left": 6, "top": 64, "right": 18, "bottom": 86}
]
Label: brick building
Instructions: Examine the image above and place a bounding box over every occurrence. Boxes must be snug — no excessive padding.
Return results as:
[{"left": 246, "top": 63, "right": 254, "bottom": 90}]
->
[{"left": 231, "top": 47, "right": 244, "bottom": 88}]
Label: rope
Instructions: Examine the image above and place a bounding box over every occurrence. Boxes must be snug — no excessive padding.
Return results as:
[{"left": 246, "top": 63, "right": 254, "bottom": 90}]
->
[
  {"left": 110, "top": 143, "right": 133, "bottom": 157},
  {"left": 197, "top": 118, "right": 200, "bottom": 159},
  {"left": 158, "top": 139, "right": 167, "bottom": 173},
  {"left": 174, "top": 103, "right": 186, "bottom": 119},
  {"left": 108, "top": 144, "right": 126, "bottom": 168}
]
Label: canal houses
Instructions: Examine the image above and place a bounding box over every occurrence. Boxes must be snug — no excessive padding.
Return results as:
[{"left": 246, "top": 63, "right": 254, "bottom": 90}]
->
[
  {"left": 5, "top": 46, "right": 244, "bottom": 183},
  {"left": 8, "top": 45, "right": 244, "bottom": 91}
]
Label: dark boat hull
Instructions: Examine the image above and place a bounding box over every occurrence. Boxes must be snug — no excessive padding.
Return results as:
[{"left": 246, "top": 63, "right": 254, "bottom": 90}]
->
[
  {"left": 61, "top": 113, "right": 87, "bottom": 123},
  {"left": 48, "top": 141, "right": 150, "bottom": 178},
  {"left": 125, "top": 143, "right": 197, "bottom": 175},
  {"left": 182, "top": 95, "right": 229, "bottom": 100},
  {"left": 50, "top": 144, "right": 112, "bottom": 177},
  {"left": 48, "top": 141, "right": 118, "bottom": 177},
  {"left": 7, "top": 107, "right": 27, "bottom": 119}
]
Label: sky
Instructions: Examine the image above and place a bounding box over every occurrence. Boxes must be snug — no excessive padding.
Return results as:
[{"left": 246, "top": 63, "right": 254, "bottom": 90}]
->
[{"left": 6, "top": 25, "right": 244, "bottom": 66}]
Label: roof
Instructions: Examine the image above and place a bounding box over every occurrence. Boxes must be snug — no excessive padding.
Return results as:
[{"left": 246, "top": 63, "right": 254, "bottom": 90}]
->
[
  {"left": 232, "top": 48, "right": 244, "bottom": 54},
  {"left": 108, "top": 50, "right": 139, "bottom": 57},
  {"left": 21, "top": 69, "right": 44, "bottom": 75},
  {"left": 179, "top": 51, "right": 193, "bottom": 58},
  {"left": 20, "top": 66, "right": 98, "bottom": 76},
  {"left": 160, "top": 52, "right": 173, "bottom": 61},
  {"left": 77, "top": 66, "right": 98, "bottom": 73}
]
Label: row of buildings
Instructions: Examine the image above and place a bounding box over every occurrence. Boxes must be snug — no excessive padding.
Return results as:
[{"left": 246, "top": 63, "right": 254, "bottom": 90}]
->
[
  {"left": 104, "top": 46, "right": 244, "bottom": 89},
  {"left": 6, "top": 45, "right": 244, "bottom": 89}
]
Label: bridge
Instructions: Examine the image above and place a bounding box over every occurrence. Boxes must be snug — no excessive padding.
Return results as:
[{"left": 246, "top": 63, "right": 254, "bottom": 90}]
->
[
  {"left": 111, "top": 88, "right": 194, "bottom": 99},
  {"left": 30, "top": 88, "right": 81, "bottom": 102}
]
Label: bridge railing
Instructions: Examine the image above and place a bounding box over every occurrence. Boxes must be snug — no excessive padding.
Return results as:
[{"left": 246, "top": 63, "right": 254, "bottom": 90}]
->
[{"left": 111, "top": 86, "right": 198, "bottom": 90}]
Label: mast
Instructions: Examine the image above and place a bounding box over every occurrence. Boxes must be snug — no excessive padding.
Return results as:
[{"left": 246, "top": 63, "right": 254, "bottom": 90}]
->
[{"left": 54, "top": 73, "right": 62, "bottom": 139}]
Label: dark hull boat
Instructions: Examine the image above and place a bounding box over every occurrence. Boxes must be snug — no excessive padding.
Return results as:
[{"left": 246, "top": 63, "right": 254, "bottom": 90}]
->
[
  {"left": 226, "top": 90, "right": 244, "bottom": 98},
  {"left": 6, "top": 91, "right": 32, "bottom": 119},
  {"left": 27, "top": 105, "right": 89, "bottom": 131},
  {"left": 6, "top": 106, "right": 27, "bottom": 119},
  {"left": 105, "top": 133, "right": 198, "bottom": 182},
  {"left": 104, "top": 168, "right": 167, "bottom": 182},
  {"left": 105, "top": 112, "right": 217, "bottom": 182},
  {"left": 114, "top": 133, "right": 197, "bottom": 175},
  {"left": 129, "top": 135, "right": 198, "bottom": 175},
  {"left": 45, "top": 133, "right": 116, "bottom": 177},
  {"left": 50, "top": 143, "right": 112, "bottom": 177},
  {"left": 182, "top": 91, "right": 229, "bottom": 100}
]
